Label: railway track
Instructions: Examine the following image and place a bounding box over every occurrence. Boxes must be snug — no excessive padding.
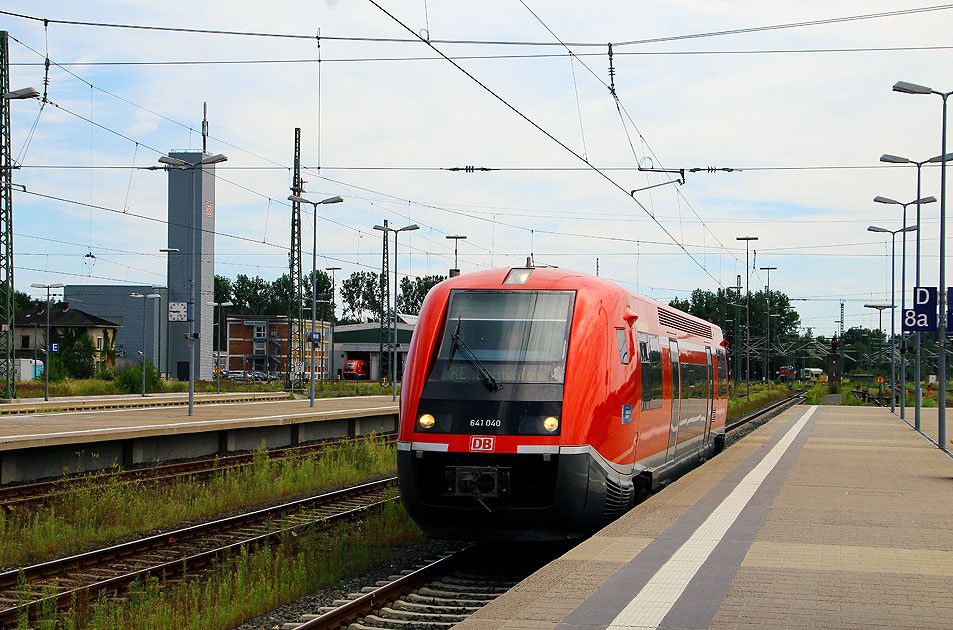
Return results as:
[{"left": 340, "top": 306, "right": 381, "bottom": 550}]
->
[
  {"left": 0, "top": 433, "right": 397, "bottom": 511},
  {"left": 0, "top": 477, "right": 399, "bottom": 628},
  {"left": 726, "top": 390, "right": 806, "bottom": 433},
  {"left": 283, "top": 543, "right": 567, "bottom": 630}
]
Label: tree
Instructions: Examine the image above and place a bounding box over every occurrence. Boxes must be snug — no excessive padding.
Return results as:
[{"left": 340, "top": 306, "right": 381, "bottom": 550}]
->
[
  {"left": 398, "top": 275, "right": 446, "bottom": 315},
  {"left": 232, "top": 274, "right": 271, "bottom": 315},
  {"left": 304, "top": 270, "right": 334, "bottom": 322},
  {"left": 214, "top": 275, "right": 233, "bottom": 305},
  {"left": 53, "top": 330, "right": 97, "bottom": 379},
  {"left": 340, "top": 271, "right": 382, "bottom": 322}
]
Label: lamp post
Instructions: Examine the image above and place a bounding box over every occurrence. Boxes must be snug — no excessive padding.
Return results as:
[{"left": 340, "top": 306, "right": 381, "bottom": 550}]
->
[
  {"left": 760, "top": 266, "right": 777, "bottom": 389},
  {"left": 873, "top": 195, "right": 936, "bottom": 422},
  {"left": 893, "top": 80, "right": 953, "bottom": 449},
  {"left": 30, "top": 282, "right": 64, "bottom": 401},
  {"left": 207, "top": 300, "right": 234, "bottom": 393},
  {"left": 159, "top": 154, "right": 227, "bottom": 416},
  {"left": 131, "top": 292, "right": 161, "bottom": 397},
  {"left": 288, "top": 194, "right": 344, "bottom": 407},
  {"left": 879, "top": 155, "right": 951, "bottom": 430},
  {"left": 865, "top": 302, "right": 893, "bottom": 400},
  {"left": 868, "top": 223, "right": 919, "bottom": 413},
  {"left": 446, "top": 235, "right": 466, "bottom": 277},
  {"left": 374, "top": 222, "right": 420, "bottom": 402},
  {"left": 326, "top": 266, "right": 341, "bottom": 381},
  {"left": 736, "top": 236, "right": 758, "bottom": 401}
]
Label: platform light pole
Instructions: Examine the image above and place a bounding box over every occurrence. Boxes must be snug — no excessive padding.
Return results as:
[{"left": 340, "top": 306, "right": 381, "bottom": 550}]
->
[
  {"left": 374, "top": 222, "right": 420, "bottom": 402},
  {"left": 207, "top": 300, "right": 233, "bottom": 393},
  {"left": 873, "top": 195, "right": 936, "bottom": 422},
  {"left": 325, "top": 266, "right": 341, "bottom": 381},
  {"left": 893, "top": 80, "right": 953, "bottom": 449},
  {"left": 446, "top": 235, "right": 466, "bottom": 277},
  {"left": 30, "top": 282, "right": 63, "bottom": 402},
  {"left": 760, "top": 266, "right": 777, "bottom": 389},
  {"left": 880, "top": 154, "right": 951, "bottom": 430},
  {"left": 736, "top": 236, "right": 758, "bottom": 401},
  {"left": 868, "top": 223, "right": 919, "bottom": 413},
  {"left": 288, "top": 194, "right": 344, "bottom": 407},
  {"left": 159, "top": 153, "right": 227, "bottom": 416},
  {"left": 131, "top": 292, "right": 161, "bottom": 396}
]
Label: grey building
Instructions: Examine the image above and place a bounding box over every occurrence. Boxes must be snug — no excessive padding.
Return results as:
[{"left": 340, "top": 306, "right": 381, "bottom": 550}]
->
[
  {"left": 165, "top": 151, "right": 218, "bottom": 381},
  {"left": 64, "top": 285, "right": 168, "bottom": 375}
]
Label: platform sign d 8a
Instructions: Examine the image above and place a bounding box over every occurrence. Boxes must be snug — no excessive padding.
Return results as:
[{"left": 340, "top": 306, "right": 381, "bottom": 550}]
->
[{"left": 904, "top": 287, "right": 937, "bottom": 332}]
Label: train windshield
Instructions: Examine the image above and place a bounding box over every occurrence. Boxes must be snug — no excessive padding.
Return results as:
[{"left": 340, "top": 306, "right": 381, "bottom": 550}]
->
[{"left": 432, "top": 290, "right": 575, "bottom": 384}]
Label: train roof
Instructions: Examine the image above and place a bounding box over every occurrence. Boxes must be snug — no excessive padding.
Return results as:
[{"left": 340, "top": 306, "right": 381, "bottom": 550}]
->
[{"left": 436, "top": 267, "right": 722, "bottom": 341}]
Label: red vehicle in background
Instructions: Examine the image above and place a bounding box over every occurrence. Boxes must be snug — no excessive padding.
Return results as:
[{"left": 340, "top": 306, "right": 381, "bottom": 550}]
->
[{"left": 343, "top": 359, "right": 369, "bottom": 380}]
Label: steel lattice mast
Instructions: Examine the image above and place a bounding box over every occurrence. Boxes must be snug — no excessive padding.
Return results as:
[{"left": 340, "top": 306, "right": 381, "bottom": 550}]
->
[
  {"left": 379, "top": 219, "right": 389, "bottom": 384},
  {"left": 0, "top": 32, "right": 15, "bottom": 399},
  {"left": 288, "top": 128, "right": 304, "bottom": 384}
]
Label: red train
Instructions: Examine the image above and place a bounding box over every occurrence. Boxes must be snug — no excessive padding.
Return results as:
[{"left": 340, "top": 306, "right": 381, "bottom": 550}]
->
[{"left": 397, "top": 266, "right": 729, "bottom": 540}]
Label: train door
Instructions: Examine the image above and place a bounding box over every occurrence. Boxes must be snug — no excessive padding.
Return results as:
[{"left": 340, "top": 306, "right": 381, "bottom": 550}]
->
[
  {"left": 666, "top": 339, "right": 681, "bottom": 461},
  {"left": 704, "top": 347, "right": 713, "bottom": 443}
]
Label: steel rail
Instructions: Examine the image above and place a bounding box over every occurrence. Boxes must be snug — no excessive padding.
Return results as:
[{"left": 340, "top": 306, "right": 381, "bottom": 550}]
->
[
  {"left": 0, "top": 433, "right": 397, "bottom": 509},
  {"left": 0, "top": 477, "right": 398, "bottom": 626},
  {"left": 726, "top": 390, "right": 806, "bottom": 433},
  {"left": 294, "top": 547, "right": 474, "bottom": 630},
  {"left": 0, "top": 391, "right": 290, "bottom": 415}
]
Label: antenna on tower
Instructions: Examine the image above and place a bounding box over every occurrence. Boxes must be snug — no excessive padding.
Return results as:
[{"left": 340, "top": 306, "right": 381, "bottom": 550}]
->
[{"left": 202, "top": 102, "right": 208, "bottom": 154}]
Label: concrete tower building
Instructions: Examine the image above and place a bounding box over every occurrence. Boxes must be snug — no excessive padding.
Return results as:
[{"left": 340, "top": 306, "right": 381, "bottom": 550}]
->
[{"left": 166, "top": 151, "right": 218, "bottom": 381}]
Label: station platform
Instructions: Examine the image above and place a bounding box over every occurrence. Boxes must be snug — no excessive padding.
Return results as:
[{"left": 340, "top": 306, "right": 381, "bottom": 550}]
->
[
  {"left": 457, "top": 404, "right": 953, "bottom": 629},
  {"left": 0, "top": 396, "right": 398, "bottom": 484}
]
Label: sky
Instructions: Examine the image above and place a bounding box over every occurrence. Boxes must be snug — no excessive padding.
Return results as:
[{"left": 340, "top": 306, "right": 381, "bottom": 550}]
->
[{"left": 3, "top": 1, "right": 953, "bottom": 337}]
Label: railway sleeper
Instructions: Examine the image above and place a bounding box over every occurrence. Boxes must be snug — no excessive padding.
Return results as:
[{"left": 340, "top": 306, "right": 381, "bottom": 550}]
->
[
  {"left": 405, "top": 592, "right": 488, "bottom": 607},
  {"left": 428, "top": 580, "right": 511, "bottom": 594},
  {"left": 376, "top": 605, "right": 470, "bottom": 622},
  {"left": 415, "top": 586, "right": 498, "bottom": 600},
  {"left": 353, "top": 613, "right": 457, "bottom": 629},
  {"left": 391, "top": 600, "right": 481, "bottom": 615},
  {"left": 433, "top": 574, "right": 520, "bottom": 588}
]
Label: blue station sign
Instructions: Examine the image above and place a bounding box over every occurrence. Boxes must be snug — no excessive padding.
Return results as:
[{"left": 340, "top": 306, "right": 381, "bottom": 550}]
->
[{"left": 904, "top": 287, "right": 938, "bottom": 332}]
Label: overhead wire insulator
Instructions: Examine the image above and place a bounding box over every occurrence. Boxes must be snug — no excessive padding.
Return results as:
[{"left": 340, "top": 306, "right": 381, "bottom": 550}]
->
[{"left": 607, "top": 43, "right": 617, "bottom": 97}]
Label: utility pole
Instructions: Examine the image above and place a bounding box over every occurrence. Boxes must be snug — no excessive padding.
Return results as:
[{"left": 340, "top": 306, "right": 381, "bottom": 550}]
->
[
  {"left": 733, "top": 274, "right": 741, "bottom": 390},
  {"left": 761, "top": 266, "right": 777, "bottom": 388},
  {"left": 0, "top": 32, "right": 15, "bottom": 399},
  {"left": 379, "top": 219, "right": 389, "bottom": 384},
  {"left": 288, "top": 128, "right": 304, "bottom": 387}
]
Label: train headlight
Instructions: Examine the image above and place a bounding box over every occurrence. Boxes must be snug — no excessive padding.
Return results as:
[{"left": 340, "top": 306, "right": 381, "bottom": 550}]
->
[
  {"left": 418, "top": 413, "right": 436, "bottom": 429},
  {"left": 543, "top": 416, "right": 559, "bottom": 432}
]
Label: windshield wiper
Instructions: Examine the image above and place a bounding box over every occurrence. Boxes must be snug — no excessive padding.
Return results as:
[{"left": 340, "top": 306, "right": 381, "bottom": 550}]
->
[{"left": 449, "top": 318, "right": 502, "bottom": 393}]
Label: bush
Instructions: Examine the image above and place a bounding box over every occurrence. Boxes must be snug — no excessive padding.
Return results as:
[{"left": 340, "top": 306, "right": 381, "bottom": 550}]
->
[
  {"left": 94, "top": 367, "right": 116, "bottom": 381},
  {"left": 115, "top": 360, "right": 163, "bottom": 394}
]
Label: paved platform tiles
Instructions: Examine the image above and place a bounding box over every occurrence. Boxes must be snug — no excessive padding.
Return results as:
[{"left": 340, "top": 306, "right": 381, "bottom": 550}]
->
[
  {"left": 457, "top": 405, "right": 953, "bottom": 630},
  {"left": 0, "top": 395, "right": 398, "bottom": 451}
]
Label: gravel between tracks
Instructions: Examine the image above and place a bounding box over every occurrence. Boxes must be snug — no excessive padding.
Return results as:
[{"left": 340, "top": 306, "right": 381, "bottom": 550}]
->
[{"left": 233, "top": 538, "right": 461, "bottom": 630}]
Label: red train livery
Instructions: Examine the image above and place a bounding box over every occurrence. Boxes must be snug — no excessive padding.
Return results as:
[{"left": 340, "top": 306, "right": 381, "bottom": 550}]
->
[{"left": 397, "top": 266, "right": 729, "bottom": 540}]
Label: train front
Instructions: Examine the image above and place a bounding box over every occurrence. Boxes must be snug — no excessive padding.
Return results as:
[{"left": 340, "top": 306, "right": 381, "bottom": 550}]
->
[{"left": 398, "top": 268, "right": 598, "bottom": 541}]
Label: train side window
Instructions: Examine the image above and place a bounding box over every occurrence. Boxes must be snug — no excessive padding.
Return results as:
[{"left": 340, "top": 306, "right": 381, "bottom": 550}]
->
[
  {"left": 717, "top": 348, "right": 728, "bottom": 398},
  {"left": 639, "top": 332, "right": 663, "bottom": 410},
  {"left": 616, "top": 328, "right": 629, "bottom": 365}
]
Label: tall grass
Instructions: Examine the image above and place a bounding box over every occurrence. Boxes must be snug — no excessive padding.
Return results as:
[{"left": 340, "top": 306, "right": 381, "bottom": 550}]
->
[
  {"left": 33, "top": 502, "right": 423, "bottom": 630},
  {"left": 727, "top": 383, "right": 794, "bottom": 420},
  {"left": 0, "top": 436, "right": 396, "bottom": 568}
]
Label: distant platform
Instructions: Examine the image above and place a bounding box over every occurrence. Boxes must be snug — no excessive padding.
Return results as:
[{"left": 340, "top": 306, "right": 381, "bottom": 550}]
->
[
  {"left": 0, "top": 395, "right": 398, "bottom": 484},
  {"left": 456, "top": 404, "right": 953, "bottom": 630}
]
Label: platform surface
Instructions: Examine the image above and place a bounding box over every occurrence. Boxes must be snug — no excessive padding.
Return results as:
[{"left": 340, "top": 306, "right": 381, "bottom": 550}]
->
[
  {"left": 457, "top": 404, "right": 953, "bottom": 629},
  {"left": 0, "top": 395, "right": 398, "bottom": 451}
]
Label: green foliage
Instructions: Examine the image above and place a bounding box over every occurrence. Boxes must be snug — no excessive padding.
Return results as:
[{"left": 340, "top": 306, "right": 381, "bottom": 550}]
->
[
  {"left": 51, "top": 329, "right": 97, "bottom": 379},
  {"left": 0, "top": 435, "right": 397, "bottom": 568},
  {"left": 94, "top": 367, "right": 117, "bottom": 381},
  {"left": 727, "top": 383, "right": 793, "bottom": 420},
  {"left": 69, "top": 501, "right": 420, "bottom": 630},
  {"left": 804, "top": 382, "right": 828, "bottom": 405},
  {"left": 340, "top": 271, "right": 383, "bottom": 322},
  {"left": 115, "top": 360, "right": 164, "bottom": 394},
  {"left": 45, "top": 354, "right": 68, "bottom": 383},
  {"left": 398, "top": 275, "right": 446, "bottom": 315}
]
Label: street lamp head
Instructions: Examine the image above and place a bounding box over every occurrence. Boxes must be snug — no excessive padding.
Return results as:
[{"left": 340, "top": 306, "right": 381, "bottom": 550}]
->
[
  {"left": 864, "top": 303, "right": 893, "bottom": 310},
  {"left": 399, "top": 224, "right": 420, "bottom": 232},
  {"left": 373, "top": 224, "right": 387, "bottom": 232},
  {"left": 3, "top": 87, "right": 40, "bottom": 100},
  {"left": 927, "top": 152, "right": 953, "bottom": 163},
  {"left": 199, "top": 153, "right": 228, "bottom": 165},
  {"left": 158, "top": 155, "right": 189, "bottom": 167},
  {"left": 867, "top": 225, "right": 890, "bottom": 233},
  {"left": 159, "top": 247, "right": 179, "bottom": 253},
  {"left": 880, "top": 154, "right": 911, "bottom": 164},
  {"left": 288, "top": 194, "right": 312, "bottom": 205},
  {"left": 146, "top": 293, "right": 161, "bottom": 299},
  {"left": 319, "top": 195, "right": 344, "bottom": 205},
  {"left": 893, "top": 80, "right": 933, "bottom": 95},
  {"left": 916, "top": 196, "right": 937, "bottom": 205},
  {"left": 325, "top": 266, "right": 341, "bottom": 271},
  {"left": 874, "top": 195, "right": 900, "bottom": 205},
  {"left": 221, "top": 301, "right": 233, "bottom": 307},
  {"left": 130, "top": 292, "right": 144, "bottom": 298},
  {"left": 736, "top": 236, "right": 758, "bottom": 241},
  {"left": 31, "top": 282, "right": 65, "bottom": 289},
  {"left": 901, "top": 224, "right": 919, "bottom": 233},
  {"left": 446, "top": 235, "right": 467, "bottom": 240}
]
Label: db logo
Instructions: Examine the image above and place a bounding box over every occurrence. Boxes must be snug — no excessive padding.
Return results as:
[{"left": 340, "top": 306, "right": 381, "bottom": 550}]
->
[{"left": 470, "top": 436, "right": 495, "bottom": 451}]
